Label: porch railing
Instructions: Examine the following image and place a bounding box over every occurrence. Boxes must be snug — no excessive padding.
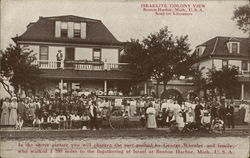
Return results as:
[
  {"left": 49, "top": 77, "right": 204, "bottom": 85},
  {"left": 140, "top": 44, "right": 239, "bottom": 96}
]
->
[
  {"left": 32, "top": 60, "right": 131, "bottom": 71},
  {"left": 32, "top": 60, "right": 60, "bottom": 69},
  {"left": 238, "top": 71, "right": 250, "bottom": 77}
]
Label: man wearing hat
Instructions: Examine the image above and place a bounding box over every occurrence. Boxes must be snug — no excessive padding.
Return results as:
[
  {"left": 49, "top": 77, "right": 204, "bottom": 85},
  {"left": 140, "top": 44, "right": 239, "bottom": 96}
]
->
[
  {"left": 56, "top": 50, "right": 63, "bottom": 68},
  {"left": 89, "top": 101, "right": 98, "bottom": 130},
  {"left": 194, "top": 97, "right": 203, "bottom": 128},
  {"left": 40, "top": 110, "right": 48, "bottom": 129},
  {"left": 218, "top": 97, "right": 227, "bottom": 131},
  {"left": 225, "top": 100, "right": 234, "bottom": 129}
]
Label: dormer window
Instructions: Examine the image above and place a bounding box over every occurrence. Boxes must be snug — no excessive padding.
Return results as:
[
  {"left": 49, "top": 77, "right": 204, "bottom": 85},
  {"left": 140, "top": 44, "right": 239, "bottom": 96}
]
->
[
  {"left": 228, "top": 42, "right": 240, "bottom": 54},
  {"left": 74, "top": 23, "right": 81, "bottom": 38},
  {"left": 61, "top": 22, "right": 68, "bottom": 37},
  {"left": 231, "top": 43, "right": 238, "bottom": 53},
  {"left": 196, "top": 46, "right": 205, "bottom": 56},
  {"left": 55, "top": 21, "right": 86, "bottom": 39}
]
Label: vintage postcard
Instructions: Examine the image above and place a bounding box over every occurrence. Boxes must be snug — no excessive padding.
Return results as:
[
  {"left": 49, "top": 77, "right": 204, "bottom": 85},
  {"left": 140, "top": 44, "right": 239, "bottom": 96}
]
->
[{"left": 0, "top": 0, "right": 249, "bottom": 158}]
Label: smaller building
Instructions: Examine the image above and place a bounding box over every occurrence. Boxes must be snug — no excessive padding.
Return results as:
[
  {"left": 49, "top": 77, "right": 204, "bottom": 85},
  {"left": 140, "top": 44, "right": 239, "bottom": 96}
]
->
[{"left": 195, "top": 36, "right": 250, "bottom": 100}]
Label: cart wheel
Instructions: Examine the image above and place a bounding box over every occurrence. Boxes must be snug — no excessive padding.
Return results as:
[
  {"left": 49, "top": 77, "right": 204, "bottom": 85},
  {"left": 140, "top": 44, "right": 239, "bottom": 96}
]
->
[{"left": 109, "top": 110, "right": 124, "bottom": 129}]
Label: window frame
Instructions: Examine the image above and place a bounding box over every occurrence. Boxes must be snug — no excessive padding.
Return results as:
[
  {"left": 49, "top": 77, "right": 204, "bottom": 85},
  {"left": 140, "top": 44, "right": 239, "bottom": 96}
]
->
[
  {"left": 61, "top": 22, "right": 68, "bottom": 38},
  {"left": 39, "top": 46, "right": 49, "bottom": 60},
  {"left": 231, "top": 42, "right": 238, "bottom": 54},
  {"left": 222, "top": 59, "right": 228, "bottom": 68},
  {"left": 74, "top": 23, "right": 81, "bottom": 38},
  {"left": 92, "top": 48, "right": 101, "bottom": 62},
  {"left": 242, "top": 60, "right": 248, "bottom": 71}
]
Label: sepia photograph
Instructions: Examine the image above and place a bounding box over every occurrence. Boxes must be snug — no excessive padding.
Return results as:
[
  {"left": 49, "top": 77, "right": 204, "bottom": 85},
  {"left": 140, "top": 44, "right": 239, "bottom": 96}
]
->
[{"left": 0, "top": 0, "right": 249, "bottom": 158}]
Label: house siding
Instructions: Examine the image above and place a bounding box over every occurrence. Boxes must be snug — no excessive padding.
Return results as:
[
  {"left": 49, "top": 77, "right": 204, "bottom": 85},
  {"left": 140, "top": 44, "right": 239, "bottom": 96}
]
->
[
  {"left": 199, "top": 59, "right": 212, "bottom": 76},
  {"left": 21, "top": 44, "right": 119, "bottom": 62}
]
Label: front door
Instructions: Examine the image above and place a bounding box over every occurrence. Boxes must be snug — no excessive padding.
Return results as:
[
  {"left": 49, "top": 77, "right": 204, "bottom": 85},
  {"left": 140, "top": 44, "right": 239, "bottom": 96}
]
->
[{"left": 65, "top": 47, "right": 75, "bottom": 68}]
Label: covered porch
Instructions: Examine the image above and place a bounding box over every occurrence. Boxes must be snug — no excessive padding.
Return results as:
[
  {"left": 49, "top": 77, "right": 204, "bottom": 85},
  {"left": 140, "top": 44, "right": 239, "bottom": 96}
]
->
[{"left": 36, "top": 69, "right": 139, "bottom": 97}]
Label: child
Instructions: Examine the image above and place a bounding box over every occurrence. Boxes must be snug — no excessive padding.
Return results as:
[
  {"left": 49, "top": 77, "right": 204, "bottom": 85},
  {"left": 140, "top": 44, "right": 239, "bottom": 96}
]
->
[
  {"left": 156, "top": 111, "right": 164, "bottom": 128},
  {"left": 140, "top": 111, "right": 146, "bottom": 128},
  {"left": 32, "top": 115, "right": 41, "bottom": 129},
  {"left": 166, "top": 110, "right": 174, "bottom": 127},
  {"left": 40, "top": 111, "right": 50, "bottom": 130},
  {"left": 16, "top": 113, "right": 24, "bottom": 130},
  {"left": 123, "top": 111, "right": 129, "bottom": 129},
  {"left": 175, "top": 111, "right": 185, "bottom": 132},
  {"left": 81, "top": 112, "right": 90, "bottom": 130},
  {"left": 50, "top": 113, "right": 59, "bottom": 130},
  {"left": 57, "top": 112, "right": 66, "bottom": 129},
  {"left": 182, "top": 111, "right": 196, "bottom": 133},
  {"left": 71, "top": 112, "right": 81, "bottom": 129},
  {"left": 201, "top": 110, "right": 211, "bottom": 132},
  {"left": 65, "top": 111, "right": 72, "bottom": 129},
  {"left": 211, "top": 117, "right": 224, "bottom": 134}
]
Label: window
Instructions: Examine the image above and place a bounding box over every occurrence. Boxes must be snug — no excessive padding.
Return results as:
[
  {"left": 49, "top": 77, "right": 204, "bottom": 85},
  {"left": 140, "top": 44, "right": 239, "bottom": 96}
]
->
[
  {"left": 195, "top": 46, "right": 205, "bottom": 57},
  {"left": 40, "top": 46, "right": 48, "bottom": 60},
  {"left": 222, "top": 60, "right": 228, "bottom": 68},
  {"left": 74, "top": 23, "right": 81, "bottom": 38},
  {"left": 231, "top": 43, "right": 238, "bottom": 54},
  {"left": 61, "top": 22, "right": 68, "bottom": 37},
  {"left": 198, "top": 47, "right": 202, "bottom": 55},
  {"left": 242, "top": 60, "right": 248, "bottom": 71},
  {"left": 93, "top": 48, "right": 101, "bottom": 61}
]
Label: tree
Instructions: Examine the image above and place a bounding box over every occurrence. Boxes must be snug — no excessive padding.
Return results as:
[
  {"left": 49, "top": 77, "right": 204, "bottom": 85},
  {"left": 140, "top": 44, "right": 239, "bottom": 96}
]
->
[
  {"left": 206, "top": 66, "right": 240, "bottom": 100},
  {"left": 122, "top": 27, "right": 194, "bottom": 98},
  {"left": 232, "top": 4, "right": 250, "bottom": 33},
  {"left": 143, "top": 26, "right": 193, "bottom": 97},
  {"left": 121, "top": 39, "right": 152, "bottom": 80},
  {"left": 0, "top": 44, "right": 44, "bottom": 96},
  {"left": 192, "top": 67, "right": 207, "bottom": 96}
]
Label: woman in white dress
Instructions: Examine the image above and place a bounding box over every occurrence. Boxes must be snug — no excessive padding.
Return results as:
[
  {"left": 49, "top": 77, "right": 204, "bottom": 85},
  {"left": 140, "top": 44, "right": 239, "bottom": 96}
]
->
[
  {"left": 239, "top": 101, "right": 250, "bottom": 124},
  {"left": 9, "top": 97, "right": 18, "bottom": 125},
  {"left": 1, "top": 98, "right": 10, "bottom": 125},
  {"left": 146, "top": 103, "right": 157, "bottom": 129}
]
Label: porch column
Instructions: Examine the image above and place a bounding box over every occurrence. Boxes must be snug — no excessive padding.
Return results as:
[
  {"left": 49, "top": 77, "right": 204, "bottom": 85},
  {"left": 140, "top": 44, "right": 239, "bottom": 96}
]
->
[
  {"left": 104, "top": 80, "right": 107, "bottom": 95},
  {"left": 144, "top": 82, "right": 147, "bottom": 95},
  {"left": 241, "top": 83, "right": 245, "bottom": 100},
  {"left": 60, "top": 79, "right": 63, "bottom": 98}
]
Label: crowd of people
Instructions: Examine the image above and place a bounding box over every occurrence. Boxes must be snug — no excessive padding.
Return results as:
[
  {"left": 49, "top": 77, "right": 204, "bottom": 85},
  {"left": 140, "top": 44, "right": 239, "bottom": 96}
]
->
[{"left": 0, "top": 89, "right": 249, "bottom": 133}]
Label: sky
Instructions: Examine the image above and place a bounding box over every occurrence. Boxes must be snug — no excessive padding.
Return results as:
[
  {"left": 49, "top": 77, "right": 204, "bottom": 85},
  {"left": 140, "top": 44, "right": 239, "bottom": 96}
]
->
[{"left": 0, "top": 0, "right": 249, "bottom": 51}]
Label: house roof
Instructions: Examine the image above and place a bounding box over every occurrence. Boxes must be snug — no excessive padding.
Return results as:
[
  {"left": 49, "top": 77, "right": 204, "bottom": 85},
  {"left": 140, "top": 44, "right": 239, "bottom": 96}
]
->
[
  {"left": 40, "top": 69, "right": 138, "bottom": 80},
  {"left": 12, "top": 15, "right": 123, "bottom": 46},
  {"left": 196, "top": 36, "right": 250, "bottom": 60}
]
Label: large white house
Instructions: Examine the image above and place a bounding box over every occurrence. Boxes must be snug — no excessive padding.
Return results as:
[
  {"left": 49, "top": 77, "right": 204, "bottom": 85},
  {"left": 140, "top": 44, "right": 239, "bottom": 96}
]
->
[
  {"left": 195, "top": 36, "right": 250, "bottom": 100},
  {"left": 12, "top": 15, "right": 138, "bottom": 96}
]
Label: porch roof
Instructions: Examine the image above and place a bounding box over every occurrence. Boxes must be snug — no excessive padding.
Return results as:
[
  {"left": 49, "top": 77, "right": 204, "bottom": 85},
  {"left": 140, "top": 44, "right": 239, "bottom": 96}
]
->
[{"left": 40, "top": 69, "right": 138, "bottom": 80}]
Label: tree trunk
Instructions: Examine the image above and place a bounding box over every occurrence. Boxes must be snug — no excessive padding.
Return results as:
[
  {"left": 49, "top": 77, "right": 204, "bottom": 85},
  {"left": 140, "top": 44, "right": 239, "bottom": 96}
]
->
[
  {"left": 18, "top": 84, "right": 22, "bottom": 97},
  {"left": 212, "top": 88, "right": 216, "bottom": 101},
  {"left": 163, "top": 81, "right": 167, "bottom": 94},
  {"left": 203, "top": 88, "right": 206, "bottom": 100},
  {"left": 1, "top": 81, "right": 12, "bottom": 97},
  {"left": 156, "top": 80, "right": 159, "bottom": 98},
  {"left": 219, "top": 88, "right": 222, "bottom": 101}
]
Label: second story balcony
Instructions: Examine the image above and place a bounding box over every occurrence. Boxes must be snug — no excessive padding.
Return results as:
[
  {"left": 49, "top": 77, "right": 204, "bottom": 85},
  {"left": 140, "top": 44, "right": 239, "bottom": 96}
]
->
[
  {"left": 32, "top": 60, "right": 131, "bottom": 71},
  {"left": 237, "top": 71, "right": 250, "bottom": 78}
]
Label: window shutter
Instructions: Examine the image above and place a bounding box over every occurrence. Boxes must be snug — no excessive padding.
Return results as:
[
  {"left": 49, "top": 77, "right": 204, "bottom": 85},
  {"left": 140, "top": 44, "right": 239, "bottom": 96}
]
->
[
  {"left": 80, "top": 22, "right": 86, "bottom": 39},
  {"left": 55, "top": 21, "right": 61, "bottom": 37},
  {"left": 228, "top": 42, "right": 232, "bottom": 53},
  {"left": 68, "top": 22, "right": 74, "bottom": 38},
  {"left": 237, "top": 43, "right": 240, "bottom": 54}
]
